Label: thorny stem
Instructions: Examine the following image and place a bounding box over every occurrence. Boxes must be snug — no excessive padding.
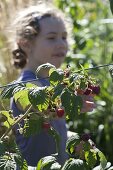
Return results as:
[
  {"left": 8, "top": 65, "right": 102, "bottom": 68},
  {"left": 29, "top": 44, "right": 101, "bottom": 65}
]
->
[
  {"left": 74, "top": 63, "right": 113, "bottom": 73},
  {"left": 0, "top": 64, "right": 113, "bottom": 89},
  {"left": 0, "top": 105, "right": 32, "bottom": 141}
]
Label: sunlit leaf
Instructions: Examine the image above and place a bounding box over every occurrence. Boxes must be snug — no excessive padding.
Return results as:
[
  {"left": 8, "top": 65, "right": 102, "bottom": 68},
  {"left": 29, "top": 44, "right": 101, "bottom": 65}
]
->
[
  {"left": 0, "top": 83, "right": 25, "bottom": 99},
  {"left": 85, "top": 150, "right": 97, "bottom": 168},
  {"left": 49, "top": 69, "right": 64, "bottom": 86},
  {"left": 98, "top": 151, "right": 107, "bottom": 169},
  {"left": 14, "top": 89, "right": 31, "bottom": 111},
  {"left": 66, "top": 134, "right": 80, "bottom": 155},
  {"left": 0, "top": 110, "right": 14, "bottom": 128},
  {"left": 36, "top": 63, "right": 56, "bottom": 77},
  {"left": 36, "top": 156, "right": 57, "bottom": 170},
  {"left": 61, "top": 158, "right": 86, "bottom": 170}
]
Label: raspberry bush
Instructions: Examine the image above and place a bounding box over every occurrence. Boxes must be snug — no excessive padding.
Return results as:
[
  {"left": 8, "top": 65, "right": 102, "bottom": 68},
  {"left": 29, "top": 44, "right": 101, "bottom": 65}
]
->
[{"left": 0, "top": 63, "right": 112, "bottom": 169}]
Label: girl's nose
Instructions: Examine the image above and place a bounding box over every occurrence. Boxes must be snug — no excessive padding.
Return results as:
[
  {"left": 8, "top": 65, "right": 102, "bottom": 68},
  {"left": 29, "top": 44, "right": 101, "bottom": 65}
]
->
[{"left": 56, "top": 38, "right": 67, "bottom": 49}]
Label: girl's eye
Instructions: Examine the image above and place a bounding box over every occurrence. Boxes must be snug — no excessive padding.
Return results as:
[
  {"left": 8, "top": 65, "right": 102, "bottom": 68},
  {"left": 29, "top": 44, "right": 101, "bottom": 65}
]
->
[{"left": 47, "top": 37, "right": 56, "bottom": 40}]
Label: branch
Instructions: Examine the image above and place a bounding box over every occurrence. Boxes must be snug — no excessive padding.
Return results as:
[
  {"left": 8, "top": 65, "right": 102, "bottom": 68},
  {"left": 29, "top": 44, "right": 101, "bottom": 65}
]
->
[{"left": 0, "top": 105, "right": 32, "bottom": 141}]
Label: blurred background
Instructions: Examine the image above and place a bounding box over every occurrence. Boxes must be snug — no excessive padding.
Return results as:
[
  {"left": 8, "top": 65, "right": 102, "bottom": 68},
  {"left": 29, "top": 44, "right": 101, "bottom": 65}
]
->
[{"left": 0, "top": 0, "right": 113, "bottom": 164}]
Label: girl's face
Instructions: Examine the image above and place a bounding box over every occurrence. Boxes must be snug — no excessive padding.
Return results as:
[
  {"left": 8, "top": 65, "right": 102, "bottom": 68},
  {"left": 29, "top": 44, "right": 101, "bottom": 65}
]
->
[{"left": 29, "top": 16, "right": 68, "bottom": 68}]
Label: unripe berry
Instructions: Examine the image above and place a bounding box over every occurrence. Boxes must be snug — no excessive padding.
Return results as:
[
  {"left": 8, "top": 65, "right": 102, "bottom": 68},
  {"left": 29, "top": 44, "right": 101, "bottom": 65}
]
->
[{"left": 56, "top": 108, "right": 65, "bottom": 117}]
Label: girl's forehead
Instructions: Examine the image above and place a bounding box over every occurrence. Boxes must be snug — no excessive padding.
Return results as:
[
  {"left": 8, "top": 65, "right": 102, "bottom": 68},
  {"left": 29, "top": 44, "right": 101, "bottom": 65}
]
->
[{"left": 39, "top": 17, "right": 67, "bottom": 34}]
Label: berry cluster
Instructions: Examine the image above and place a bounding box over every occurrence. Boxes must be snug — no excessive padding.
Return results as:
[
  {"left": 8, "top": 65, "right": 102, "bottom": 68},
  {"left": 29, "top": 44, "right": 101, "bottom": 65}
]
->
[{"left": 77, "top": 83, "right": 100, "bottom": 96}]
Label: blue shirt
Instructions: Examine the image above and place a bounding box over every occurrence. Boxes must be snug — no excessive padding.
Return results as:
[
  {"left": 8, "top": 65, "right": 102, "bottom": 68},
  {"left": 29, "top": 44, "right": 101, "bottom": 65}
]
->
[{"left": 10, "top": 70, "right": 68, "bottom": 167}]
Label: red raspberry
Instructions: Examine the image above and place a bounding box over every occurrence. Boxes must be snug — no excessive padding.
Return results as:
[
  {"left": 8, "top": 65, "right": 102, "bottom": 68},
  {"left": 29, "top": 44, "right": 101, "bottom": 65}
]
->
[
  {"left": 42, "top": 122, "right": 51, "bottom": 130},
  {"left": 84, "top": 88, "right": 92, "bottom": 95},
  {"left": 92, "top": 85, "right": 100, "bottom": 95},
  {"left": 56, "top": 108, "right": 65, "bottom": 117}
]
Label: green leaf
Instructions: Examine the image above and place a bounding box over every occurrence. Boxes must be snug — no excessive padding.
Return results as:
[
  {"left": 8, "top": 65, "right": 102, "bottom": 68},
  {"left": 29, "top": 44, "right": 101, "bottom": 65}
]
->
[
  {"left": 28, "top": 87, "right": 49, "bottom": 112},
  {"left": 52, "top": 83, "right": 65, "bottom": 100},
  {"left": 98, "top": 151, "right": 107, "bottom": 169},
  {"left": 23, "top": 115, "right": 43, "bottom": 137},
  {"left": 36, "top": 156, "right": 57, "bottom": 170},
  {"left": 48, "top": 127, "right": 60, "bottom": 154},
  {"left": 14, "top": 154, "right": 28, "bottom": 170},
  {"left": 61, "top": 89, "right": 83, "bottom": 120},
  {"left": 66, "top": 134, "right": 80, "bottom": 155},
  {"left": 49, "top": 69, "right": 64, "bottom": 86},
  {"left": 61, "top": 158, "right": 86, "bottom": 170},
  {"left": 85, "top": 150, "right": 97, "bottom": 168},
  {"left": 83, "top": 142, "right": 91, "bottom": 152},
  {"left": 0, "top": 83, "right": 25, "bottom": 99},
  {"left": 14, "top": 88, "right": 31, "bottom": 111},
  {"left": 36, "top": 63, "right": 56, "bottom": 77},
  {"left": 0, "top": 111, "right": 14, "bottom": 128}
]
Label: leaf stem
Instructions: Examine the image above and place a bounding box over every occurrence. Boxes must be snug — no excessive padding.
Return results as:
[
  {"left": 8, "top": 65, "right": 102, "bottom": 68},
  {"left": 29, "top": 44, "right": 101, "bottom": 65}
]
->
[{"left": 0, "top": 105, "right": 32, "bottom": 141}]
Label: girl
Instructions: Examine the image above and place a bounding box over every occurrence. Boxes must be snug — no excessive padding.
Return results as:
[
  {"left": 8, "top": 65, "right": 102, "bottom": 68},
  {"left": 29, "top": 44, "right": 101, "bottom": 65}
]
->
[{"left": 9, "top": 2, "right": 95, "bottom": 169}]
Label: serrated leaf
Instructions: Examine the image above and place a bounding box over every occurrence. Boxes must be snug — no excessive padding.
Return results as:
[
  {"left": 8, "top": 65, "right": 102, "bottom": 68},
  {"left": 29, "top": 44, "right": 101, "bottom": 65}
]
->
[
  {"left": 0, "top": 83, "right": 25, "bottom": 99},
  {"left": 52, "top": 83, "right": 65, "bottom": 100},
  {"left": 66, "top": 134, "right": 80, "bottom": 155},
  {"left": 85, "top": 150, "right": 97, "bottom": 168},
  {"left": 23, "top": 116, "right": 43, "bottom": 137},
  {"left": 61, "top": 158, "right": 85, "bottom": 170},
  {"left": 14, "top": 89, "right": 31, "bottom": 111},
  {"left": 36, "top": 63, "right": 56, "bottom": 77},
  {"left": 14, "top": 154, "right": 28, "bottom": 170},
  {"left": 61, "top": 89, "right": 83, "bottom": 120},
  {"left": 36, "top": 156, "right": 57, "bottom": 170},
  {"left": 49, "top": 69, "right": 64, "bottom": 86},
  {"left": 98, "top": 151, "right": 107, "bottom": 169},
  {"left": 28, "top": 87, "right": 49, "bottom": 112}
]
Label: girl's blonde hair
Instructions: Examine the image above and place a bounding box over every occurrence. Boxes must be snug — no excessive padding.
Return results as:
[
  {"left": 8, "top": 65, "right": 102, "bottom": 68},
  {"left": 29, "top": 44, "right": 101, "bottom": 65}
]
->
[{"left": 9, "top": 2, "right": 72, "bottom": 69}]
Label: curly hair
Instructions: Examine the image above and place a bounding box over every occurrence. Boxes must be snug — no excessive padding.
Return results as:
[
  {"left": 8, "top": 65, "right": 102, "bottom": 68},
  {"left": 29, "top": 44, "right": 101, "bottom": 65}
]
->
[{"left": 9, "top": 2, "right": 72, "bottom": 69}]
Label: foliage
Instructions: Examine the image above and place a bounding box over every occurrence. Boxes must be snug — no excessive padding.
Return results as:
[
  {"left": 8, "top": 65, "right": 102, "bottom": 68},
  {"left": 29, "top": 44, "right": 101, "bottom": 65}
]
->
[
  {"left": 1, "top": 0, "right": 113, "bottom": 168},
  {"left": 54, "top": 0, "right": 113, "bottom": 165},
  {"left": 0, "top": 63, "right": 112, "bottom": 169}
]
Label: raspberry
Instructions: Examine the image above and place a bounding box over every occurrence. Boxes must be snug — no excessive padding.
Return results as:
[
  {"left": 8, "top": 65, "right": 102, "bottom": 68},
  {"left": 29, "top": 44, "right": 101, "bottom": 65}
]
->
[
  {"left": 81, "top": 133, "right": 90, "bottom": 141},
  {"left": 92, "top": 85, "right": 100, "bottom": 95},
  {"left": 84, "top": 88, "right": 92, "bottom": 95},
  {"left": 56, "top": 108, "right": 65, "bottom": 117},
  {"left": 42, "top": 122, "right": 51, "bottom": 130}
]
